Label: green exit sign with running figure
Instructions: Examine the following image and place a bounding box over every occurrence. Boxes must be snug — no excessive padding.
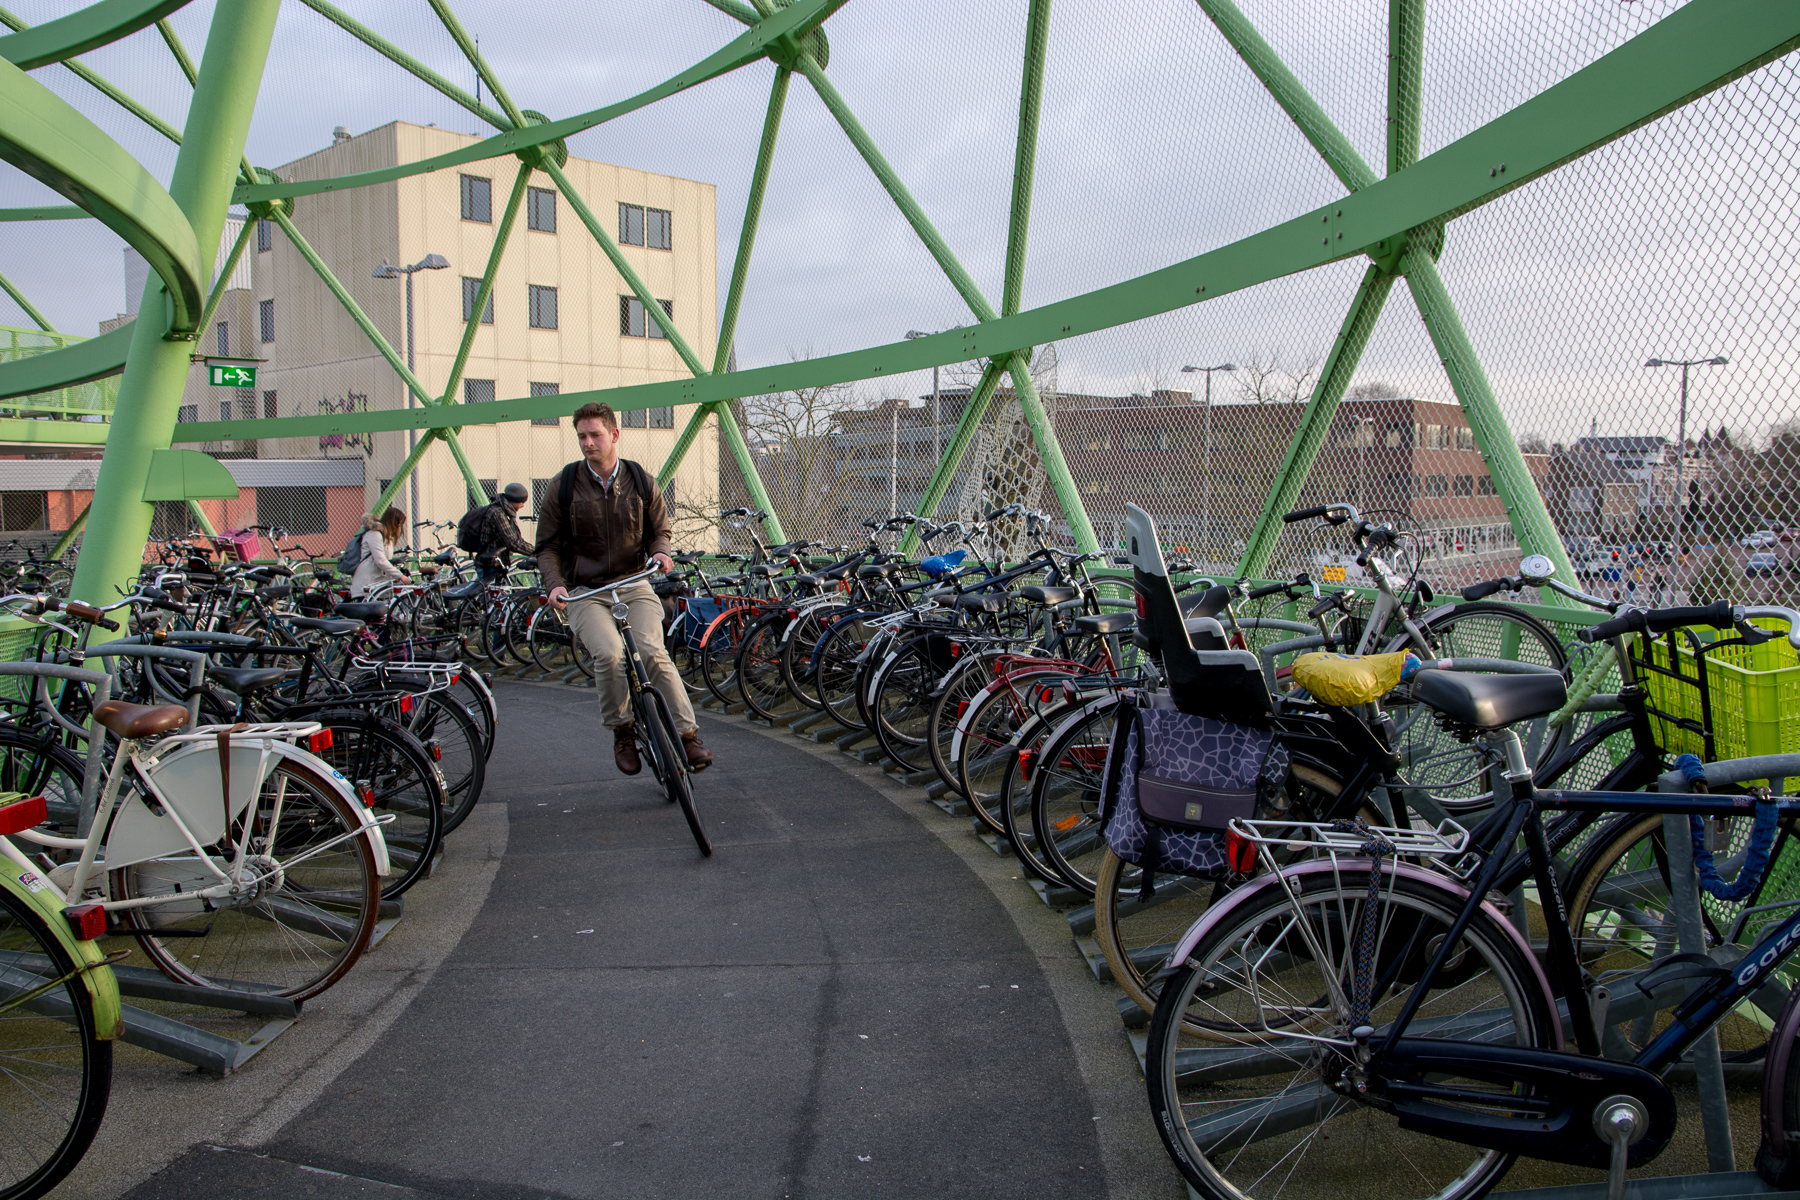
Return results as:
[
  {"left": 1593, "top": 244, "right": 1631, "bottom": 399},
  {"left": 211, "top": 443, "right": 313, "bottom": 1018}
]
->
[{"left": 209, "top": 364, "right": 256, "bottom": 387}]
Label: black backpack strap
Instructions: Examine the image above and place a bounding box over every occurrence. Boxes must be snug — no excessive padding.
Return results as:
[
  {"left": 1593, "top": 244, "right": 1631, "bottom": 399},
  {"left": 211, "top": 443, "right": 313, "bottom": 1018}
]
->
[{"left": 557, "top": 461, "right": 579, "bottom": 582}]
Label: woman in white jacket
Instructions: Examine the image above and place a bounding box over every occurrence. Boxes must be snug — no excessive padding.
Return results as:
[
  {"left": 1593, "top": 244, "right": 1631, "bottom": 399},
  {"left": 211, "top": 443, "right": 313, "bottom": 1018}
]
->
[{"left": 350, "top": 508, "right": 410, "bottom": 598}]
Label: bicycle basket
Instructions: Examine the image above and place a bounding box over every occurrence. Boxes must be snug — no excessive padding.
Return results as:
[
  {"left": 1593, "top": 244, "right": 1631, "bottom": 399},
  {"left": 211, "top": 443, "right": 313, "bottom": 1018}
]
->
[{"left": 1632, "top": 619, "right": 1800, "bottom": 760}]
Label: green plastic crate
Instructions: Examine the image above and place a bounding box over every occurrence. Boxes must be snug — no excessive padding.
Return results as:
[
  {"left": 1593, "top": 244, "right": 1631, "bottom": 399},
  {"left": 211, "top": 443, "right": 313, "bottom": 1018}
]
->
[{"left": 1638, "top": 619, "right": 1800, "bottom": 761}]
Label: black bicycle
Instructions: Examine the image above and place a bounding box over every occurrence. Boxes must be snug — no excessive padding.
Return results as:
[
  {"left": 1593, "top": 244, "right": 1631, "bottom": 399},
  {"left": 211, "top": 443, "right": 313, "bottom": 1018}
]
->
[{"left": 566, "top": 565, "right": 710, "bottom": 857}]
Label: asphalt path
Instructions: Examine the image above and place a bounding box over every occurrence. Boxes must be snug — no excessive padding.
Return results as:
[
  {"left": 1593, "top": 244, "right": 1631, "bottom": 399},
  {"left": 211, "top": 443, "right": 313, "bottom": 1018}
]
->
[{"left": 94, "top": 681, "right": 1178, "bottom": 1199}]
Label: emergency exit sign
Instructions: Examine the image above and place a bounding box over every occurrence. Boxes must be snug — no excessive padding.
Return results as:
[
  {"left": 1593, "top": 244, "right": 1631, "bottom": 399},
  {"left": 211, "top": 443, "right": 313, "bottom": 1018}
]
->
[{"left": 208, "top": 365, "right": 256, "bottom": 387}]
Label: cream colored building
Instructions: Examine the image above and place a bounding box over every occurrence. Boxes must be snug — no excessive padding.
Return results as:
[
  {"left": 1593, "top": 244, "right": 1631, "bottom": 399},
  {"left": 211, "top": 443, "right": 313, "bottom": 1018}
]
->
[{"left": 186, "top": 121, "right": 719, "bottom": 545}]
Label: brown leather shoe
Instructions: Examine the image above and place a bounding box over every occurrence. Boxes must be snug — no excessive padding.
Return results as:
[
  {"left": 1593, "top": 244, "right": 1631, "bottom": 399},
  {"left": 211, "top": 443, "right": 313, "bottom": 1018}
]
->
[
  {"left": 682, "top": 732, "right": 714, "bottom": 772},
  {"left": 613, "top": 725, "right": 642, "bottom": 776}
]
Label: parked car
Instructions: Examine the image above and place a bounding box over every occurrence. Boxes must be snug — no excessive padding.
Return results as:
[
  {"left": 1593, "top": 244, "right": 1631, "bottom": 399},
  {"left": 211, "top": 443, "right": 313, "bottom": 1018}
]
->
[
  {"left": 1742, "top": 531, "right": 1778, "bottom": 548},
  {"left": 1747, "top": 551, "right": 1780, "bottom": 576}
]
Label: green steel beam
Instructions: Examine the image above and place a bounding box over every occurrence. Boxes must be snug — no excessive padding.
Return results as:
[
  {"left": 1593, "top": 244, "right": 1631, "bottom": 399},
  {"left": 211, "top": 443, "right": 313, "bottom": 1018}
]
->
[
  {"left": 441, "top": 427, "right": 489, "bottom": 510},
  {"left": 184, "top": 496, "right": 216, "bottom": 536},
  {"left": 0, "top": 0, "right": 187, "bottom": 69},
  {"left": 900, "top": 356, "right": 1006, "bottom": 554},
  {"left": 1009, "top": 352, "right": 1096, "bottom": 552},
  {"left": 0, "top": 205, "right": 84, "bottom": 221},
  {"left": 0, "top": 322, "right": 126, "bottom": 400},
  {"left": 294, "top": 0, "right": 509, "bottom": 132},
  {"left": 1406, "top": 252, "right": 1577, "bottom": 597},
  {"left": 438, "top": 161, "right": 531, "bottom": 406},
  {"left": 1003, "top": 0, "right": 1052, "bottom": 318},
  {"left": 715, "top": 401, "right": 784, "bottom": 543},
  {"left": 0, "top": 417, "right": 108, "bottom": 444},
  {"left": 0, "top": 266, "right": 52, "bottom": 332},
  {"left": 194, "top": 214, "right": 254, "bottom": 337},
  {"left": 1196, "top": 0, "right": 1378, "bottom": 192},
  {"left": 69, "top": 0, "right": 278, "bottom": 607},
  {"left": 1388, "top": 0, "right": 1426, "bottom": 177},
  {"left": 155, "top": 16, "right": 196, "bottom": 84},
  {"left": 172, "top": 2, "right": 1800, "bottom": 444},
  {"left": 1237, "top": 265, "right": 1396, "bottom": 577},
  {"left": 425, "top": 0, "right": 523, "bottom": 128},
  {"left": 47, "top": 500, "right": 86, "bottom": 559},
  {"left": 269, "top": 208, "right": 432, "bottom": 402},
  {"left": 796, "top": 53, "right": 997, "bottom": 324},
  {"left": 370, "top": 428, "right": 439, "bottom": 516},
  {"left": 660, "top": 65, "right": 791, "bottom": 490},
  {"left": 0, "top": 55, "right": 205, "bottom": 333},
  {"left": 543, "top": 158, "right": 710, "bottom": 379},
  {"left": 232, "top": 0, "right": 837, "bottom": 208},
  {"left": 0, "top": 6, "right": 183, "bottom": 146}
]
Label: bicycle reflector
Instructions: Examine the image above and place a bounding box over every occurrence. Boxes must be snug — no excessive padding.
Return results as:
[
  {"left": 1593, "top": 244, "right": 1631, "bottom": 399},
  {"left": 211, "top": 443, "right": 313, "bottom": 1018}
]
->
[
  {"left": 62, "top": 903, "right": 105, "bottom": 941},
  {"left": 1225, "top": 827, "right": 1257, "bottom": 874},
  {"left": 399, "top": 694, "right": 414, "bottom": 715},
  {"left": 1019, "top": 748, "right": 1037, "bottom": 781},
  {"left": 1135, "top": 591, "right": 1147, "bottom": 619},
  {"left": 355, "top": 779, "right": 375, "bottom": 807},
  {"left": 307, "top": 729, "right": 334, "bottom": 754},
  {"left": 425, "top": 739, "right": 443, "bottom": 762},
  {"left": 0, "top": 794, "right": 46, "bottom": 835}
]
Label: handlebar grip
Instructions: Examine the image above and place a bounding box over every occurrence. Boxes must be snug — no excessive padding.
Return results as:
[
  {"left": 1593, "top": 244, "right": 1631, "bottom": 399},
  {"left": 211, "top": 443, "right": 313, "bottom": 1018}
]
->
[
  {"left": 1460, "top": 578, "right": 1511, "bottom": 602},
  {"left": 1246, "top": 581, "right": 1291, "bottom": 600},
  {"left": 1283, "top": 506, "right": 1332, "bottom": 524},
  {"left": 1577, "top": 600, "right": 1737, "bottom": 643}
]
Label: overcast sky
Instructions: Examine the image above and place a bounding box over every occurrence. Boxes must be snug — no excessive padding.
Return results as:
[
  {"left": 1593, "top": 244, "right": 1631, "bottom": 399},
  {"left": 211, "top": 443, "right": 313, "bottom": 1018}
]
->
[{"left": 0, "top": 0, "right": 1790, "bottom": 448}]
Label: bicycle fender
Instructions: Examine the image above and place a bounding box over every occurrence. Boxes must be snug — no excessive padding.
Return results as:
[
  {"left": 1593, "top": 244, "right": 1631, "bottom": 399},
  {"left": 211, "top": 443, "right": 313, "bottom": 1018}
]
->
[
  {"left": 260, "top": 740, "right": 393, "bottom": 878},
  {"left": 0, "top": 863, "right": 123, "bottom": 1039},
  {"left": 1162, "top": 860, "right": 1560, "bottom": 1050}
]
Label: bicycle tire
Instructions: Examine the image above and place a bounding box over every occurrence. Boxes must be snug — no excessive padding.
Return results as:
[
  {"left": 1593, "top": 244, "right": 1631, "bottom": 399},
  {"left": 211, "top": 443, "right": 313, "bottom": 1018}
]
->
[
  {"left": 1384, "top": 601, "right": 1568, "bottom": 815},
  {"left": 1147, "top": 867, "right": 1557, "bottom": 1200},
  {"left": 0, "top": 885, "right": 112, "bottom": 1200},
  {"left": 776, "top": 605, "right": 837, "bottom": 711},
  {"left": 404, "top": 691, "right": 485, "bottom": 836},
  {"left": 956, "top": 667, "right": 1065, "bottom": 834},
  {"left": 734, "top": 611, "right": 792, "bottom": 721},
  {"left": 814, "top": 613, "right": 877, "bottom": 729},
  {"left": 1029, "top": 699, "right": 1122, "bottom": 896},
  {"left": 111, "top": 754, "right": 381, "bottom": 1000},
  {"left": 999, "top": 698, "right": 1086, "bottom": 886},
  {"left": 527, "top": 605, "right": 583, "bottom": 675},
  {"left": 924, "top": 650, "right": 1009, "bottom": 798},
  {"left": 644, "top": 686, "right": 710, "bottom": 856},
  {"left": 307, "top": 708, "right": 443, "bottom": 899},
  {"left": 0, "top": 726, "right": 86, "bottom": 831},
  {"left": 699, "top": 606, "right": 752, "bottom": 706},
  {"left": 869, "top": 635, "right": 945, "bottom": 773}
]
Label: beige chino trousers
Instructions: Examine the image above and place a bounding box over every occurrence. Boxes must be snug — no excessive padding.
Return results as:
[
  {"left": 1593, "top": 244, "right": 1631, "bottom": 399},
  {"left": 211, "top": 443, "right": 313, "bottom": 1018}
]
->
[{"left": 566, "top": 579, "right": 698, "bottom": 736}]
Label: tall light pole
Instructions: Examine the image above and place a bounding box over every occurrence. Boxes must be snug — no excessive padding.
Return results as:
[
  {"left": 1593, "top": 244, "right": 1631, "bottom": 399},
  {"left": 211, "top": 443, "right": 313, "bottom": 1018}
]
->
[
  {"left": 374, "top": 253, "right": 451, "bottom": 528},
  {"left": 906, "top": 327, "right": 963, "bottom": 467},
  {"left": 1646, "top": 354, "right": 1727, "bottom": 599},
  {"left": 1181, "top": 363, "right": 1235, "bottom": 563}
]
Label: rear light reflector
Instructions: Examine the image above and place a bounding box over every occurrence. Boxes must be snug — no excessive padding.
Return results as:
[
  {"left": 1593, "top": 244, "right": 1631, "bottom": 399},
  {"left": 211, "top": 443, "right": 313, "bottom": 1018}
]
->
[
  {"left": 0, "top": 795, "right": 46, "bottom": 836},
  {"left": 1019, "top": 748, "right": 1036, "bottom": 781},
  {"left": 1135, "top": 592, "right": 1147, "bottom": 619},
  {"left": 1226, "top": 828, "right": 1258, "bottom": 874},
  {"left": 307, "top": 729, "right": 334, "bottom": 753},
  {"left": 63, "top": 903, "right": 105, "bottom": 941},
  {"left": 356, "top": 779, "right": 375, "bottom": 808},
  {"left": 956, "top": 700, "right": 969, "bottom": 719},
  {"left": 426, "top": 739, "right": 443, "bottom": 762},
  {"left": 399, "top": 694, "right": 413, "bottom": 715}
]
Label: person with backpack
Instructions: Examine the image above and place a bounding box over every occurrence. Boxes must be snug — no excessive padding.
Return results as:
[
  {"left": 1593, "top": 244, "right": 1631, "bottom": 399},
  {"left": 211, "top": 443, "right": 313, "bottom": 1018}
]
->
[
  {"left": 537, "top": 401, "right": 714, "bottom": 775},
  {"left": 459, "top": 482, "right": 534, "bottom": 583},
  {"left": 347, "top": 507, "right": 410, "bottom": 597}
]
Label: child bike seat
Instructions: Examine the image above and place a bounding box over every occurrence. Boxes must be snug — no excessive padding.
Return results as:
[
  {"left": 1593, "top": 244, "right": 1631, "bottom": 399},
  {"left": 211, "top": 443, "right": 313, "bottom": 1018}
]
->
[{"left": 1409, "top": 669, "right": 1568, "bottom": 730}]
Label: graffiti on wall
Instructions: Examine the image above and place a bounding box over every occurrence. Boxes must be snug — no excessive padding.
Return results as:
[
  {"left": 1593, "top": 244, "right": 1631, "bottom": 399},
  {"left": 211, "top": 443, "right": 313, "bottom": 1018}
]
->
[{"left": 318, "top": 391, "right": 373, "bottom": 456}]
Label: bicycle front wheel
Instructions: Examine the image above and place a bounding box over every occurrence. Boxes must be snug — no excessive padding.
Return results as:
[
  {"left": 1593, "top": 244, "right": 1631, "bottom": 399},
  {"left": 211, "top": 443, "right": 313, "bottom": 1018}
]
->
[
  {"left": 1147, "top": 867, "right": 1557, "bottom": 1200},
  {"left": 111, "top": 756, "right": 381, "bottom": 1001},
  {"left": 0, "top": 885, "right": 112, "bottom": 1200},
  {"left": 644, "top": 687, "right": 710, "bottom": 857}
]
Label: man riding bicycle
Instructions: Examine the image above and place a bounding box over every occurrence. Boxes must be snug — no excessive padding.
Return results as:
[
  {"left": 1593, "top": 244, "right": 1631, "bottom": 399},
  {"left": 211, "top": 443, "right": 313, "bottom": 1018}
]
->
[
  {"left": 471, "top": 482, "right": 534, "bottom": 583},
  {"left": 537, "top": 401, "right": 714, "bottom": 775}
]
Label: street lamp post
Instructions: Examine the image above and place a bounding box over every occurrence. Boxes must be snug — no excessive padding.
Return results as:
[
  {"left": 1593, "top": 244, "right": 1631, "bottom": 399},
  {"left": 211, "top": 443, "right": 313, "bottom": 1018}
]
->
[
  {"left": 904, "top": 330, "right": 942, "bottom": 466},
  {"left": 1181, "top": 363, "right": 1235, "bottom": 564},
  {"left": 373, "top": 253, "right": 451, "bottom": 527},
  {"left": 1646, "top": 354, "right": 1728, "bottom": 599}
]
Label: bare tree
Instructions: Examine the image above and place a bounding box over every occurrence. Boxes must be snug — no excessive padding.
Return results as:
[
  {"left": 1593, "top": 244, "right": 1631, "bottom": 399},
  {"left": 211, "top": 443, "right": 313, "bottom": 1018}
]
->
[
  {"left": 1346, "top": 379, "right": 1403, "bottom": 400},
  {"left": 1517, "top": 431, "right": 1551, "bottom": 455},
  {"left": 726, "top": 376, "right": 873, "bottom": 548}
]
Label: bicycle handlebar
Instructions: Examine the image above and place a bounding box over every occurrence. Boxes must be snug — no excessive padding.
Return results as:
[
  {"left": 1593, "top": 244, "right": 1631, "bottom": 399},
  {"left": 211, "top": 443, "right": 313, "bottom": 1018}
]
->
[{"left": 1578, "top": 600, "right": 1747, "bottom": 644}]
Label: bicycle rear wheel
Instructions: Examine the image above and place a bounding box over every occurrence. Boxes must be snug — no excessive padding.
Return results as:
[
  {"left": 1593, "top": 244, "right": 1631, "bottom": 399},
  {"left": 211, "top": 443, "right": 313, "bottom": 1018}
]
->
[
  {"left": 814, "top": 614, "right": 876, "bottom": 729},
  {"left": 0, "top": 886, "right": 112, "bottom": 1200},
  {"left": 1029, "top": 698, "right": 1122, "bottom": 896},
  {"left": 735, "top": 612, "right": 792, "bottom": 720},
  {"left": 111, "top": 756, "right": 381, "bottom": 1000},
  {"left": 644, "top": 686, "right": 710, "bottom": 857},
  {"left": 309, "top": 709, "right": 443, "bottom": 898},
  {"left": 404, "top": 692, "right": 485, "bottom": 835},
  {"left": 1147, "top": 868, "right": 1556, "bottom": 1200},
  {"left": 870, "top": 635, "right": 944, "bottom": 773}
]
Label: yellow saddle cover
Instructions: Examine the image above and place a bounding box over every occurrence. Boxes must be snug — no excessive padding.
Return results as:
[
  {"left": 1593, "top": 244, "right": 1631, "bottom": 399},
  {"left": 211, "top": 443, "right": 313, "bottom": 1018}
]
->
[{"left": 1290, "top": 651, "right": 1413, "bottom": 706}]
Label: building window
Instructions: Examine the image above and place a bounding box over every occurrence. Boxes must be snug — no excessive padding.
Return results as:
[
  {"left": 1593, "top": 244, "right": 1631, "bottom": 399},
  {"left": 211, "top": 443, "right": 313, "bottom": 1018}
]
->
[
  {"left": 528, "top": 285, "right": 558, "bottom": 330},
  {"left": 649, "top": 407, "right": 674, "bottom": 429},
  {"left": 460, "top": 174, "right": 492, "bottom": 222},
  {"left": 263, "top": 390, "right": 278, "bottom": 420},
  {"left": 1477, "top": 475, "right": 1497, "bottom": 496},
  {"left": 619, "top": 296, "right": 672, "bottom": 338},
  {"left": 464, "top": 378, "right": 496, "bottom": 405},
  {"left": 478, "top": 479, "right": 497, "bottom": 500},
  {"left": 620, "top": 407, "right": 645, "bottom": 428},
  {"left": 1383, "top": 420, "right": 1412, "bottom": 449},
  {"left": 219, "top": 399, "right": 232, "bottom": 421},
  {"left": 461, "top": 277, "right": 494, "bottom": 324},
  {"left": 1083, "top": 433, "right": 1110, "bottom": 451},
  {"left": 1424, "top": 474, "right": 1448, "bottom": 498},
  {"left": 618, "top": 203, "right": 644, "bottom": 246},
  {"left": 531, "top": 477, "right": 553, "bottom": 509},
  {"left": 0, "top": 492, "right": 47, "bottom": 532},
  {"left": 177, "top": 404, "right": 197, "bottom": 423},
  {"left": 215, "top": 321, "right": 229, "bottom": 356},
  {"left": 256, "top": 218, "right": 273, "bottom": 252},
  {"left": 527, "top": 186, "right": 556, "bottom": 233},
  {"left": 1457, "top": 426, "right": 1477, "bottom": 451},
  {"left": 255, "top": 485, "right": 328, "bottom": 535},
  {"left": 1453, "top": 474, "right": 1474, "bottom": 496},
  {"left": 645, "top": 207, "right": 671, "bottom": 250},
  {"left": 258, "top": 299, "right": 274, "bottom": 343},
  {"left": 529, "top": 381, "right": 559, "bottom": 427}
]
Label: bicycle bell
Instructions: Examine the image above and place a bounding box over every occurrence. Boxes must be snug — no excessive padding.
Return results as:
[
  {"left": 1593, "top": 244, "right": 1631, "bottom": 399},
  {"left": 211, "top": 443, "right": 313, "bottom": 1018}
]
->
[{"left": 1518, "top": 554, "right": 1556, "bottom": 585}]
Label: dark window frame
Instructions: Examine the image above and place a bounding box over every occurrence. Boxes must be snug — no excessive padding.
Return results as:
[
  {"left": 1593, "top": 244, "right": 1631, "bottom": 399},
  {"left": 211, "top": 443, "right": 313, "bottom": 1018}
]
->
[
  {"left": 460, "top": 174, "right": 493, "bottom": 223},
  {"left": 258, "top": 298, "right": 274, "bottom": 343},
  {"left": 528, "top": 285, "right": 558, "bottom": 330},
  {"left": 529, "top": 381, "right": 560, "bottom": 427},
  {"left": 527, "top": 186, "right": 557, "bottom": 233},
  {"left": 256, "top": 218, "right": 273, "bottom": 252},
  {"left": 461, "top": 276, "right": 494, "bottom": 325},
  {"left": 464, "top": 378, "right": 496, "bottom": 405}
]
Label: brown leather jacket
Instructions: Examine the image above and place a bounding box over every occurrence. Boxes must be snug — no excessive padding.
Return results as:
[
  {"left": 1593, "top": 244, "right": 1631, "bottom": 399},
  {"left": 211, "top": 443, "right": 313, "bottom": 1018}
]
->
[{"left": 534, "top": 458, "right": 672, "bottom": 590}]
